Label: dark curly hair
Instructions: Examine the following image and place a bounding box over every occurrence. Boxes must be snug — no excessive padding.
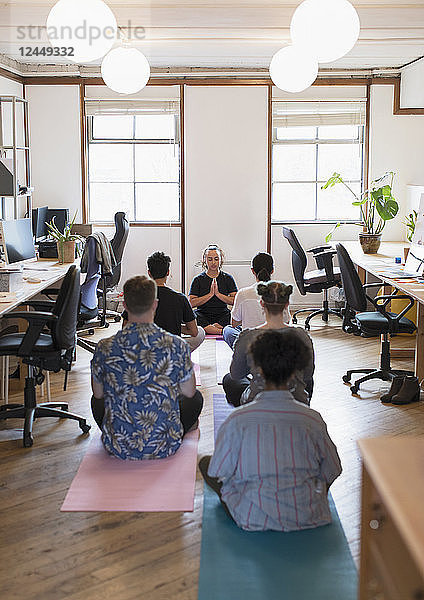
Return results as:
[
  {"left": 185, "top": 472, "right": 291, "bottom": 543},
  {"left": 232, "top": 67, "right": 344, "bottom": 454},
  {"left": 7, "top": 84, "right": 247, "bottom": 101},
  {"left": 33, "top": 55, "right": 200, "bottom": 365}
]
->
[
  {"left": 147, "top": 251, "right": 171, "bottom": 280},
  {"left": 256, "top": 280, "right": 293, "bottom": 315},
  {"left": 249, "top": 329, "right": 311, "bottom": 387}
]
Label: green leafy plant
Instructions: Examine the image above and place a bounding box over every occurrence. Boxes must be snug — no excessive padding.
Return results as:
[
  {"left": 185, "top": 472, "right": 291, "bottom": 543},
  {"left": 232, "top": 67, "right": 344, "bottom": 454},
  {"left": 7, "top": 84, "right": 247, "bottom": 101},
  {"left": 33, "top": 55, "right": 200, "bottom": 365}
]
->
[
  {"left": 322, "top": 171, "right": 399, "bottom": 243},
  {"left": 403, "top": 210, "right": 417, "bottom": 243},
  {"left": 46, "top": 211, "right": 85, "bottom": 256}
]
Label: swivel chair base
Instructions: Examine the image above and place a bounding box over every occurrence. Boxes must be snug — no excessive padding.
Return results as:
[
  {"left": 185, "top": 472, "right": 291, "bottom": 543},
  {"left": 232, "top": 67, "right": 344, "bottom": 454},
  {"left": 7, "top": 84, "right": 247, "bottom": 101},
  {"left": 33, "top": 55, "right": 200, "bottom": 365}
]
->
[
  {"left": 0, "top": 368, "right": 91, "bottom": 447},
  {"left": 342, "top": 338, "right": 414, "bottom": 395},
  {"left": 292, "top": 291, "right": 343, "bottom": 331}
]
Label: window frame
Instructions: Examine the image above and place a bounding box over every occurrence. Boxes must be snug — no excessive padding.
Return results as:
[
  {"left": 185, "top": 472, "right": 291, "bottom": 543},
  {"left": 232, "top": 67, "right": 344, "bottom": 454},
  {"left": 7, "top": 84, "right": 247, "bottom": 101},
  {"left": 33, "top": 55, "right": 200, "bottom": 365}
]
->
[
  {"left": 271, "top": 121, "right": 366, "bottom": 225},
  {"left": 86, "top": 113, "right": 182, "bottom": 225}
]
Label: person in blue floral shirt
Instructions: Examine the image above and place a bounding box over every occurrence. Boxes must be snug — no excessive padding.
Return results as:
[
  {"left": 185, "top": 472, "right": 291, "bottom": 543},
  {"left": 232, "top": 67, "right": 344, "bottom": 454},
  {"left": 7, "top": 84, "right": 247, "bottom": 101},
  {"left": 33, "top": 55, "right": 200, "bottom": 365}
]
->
[{"left": 91, "top": 275, "right": 204, "bottom": 460}]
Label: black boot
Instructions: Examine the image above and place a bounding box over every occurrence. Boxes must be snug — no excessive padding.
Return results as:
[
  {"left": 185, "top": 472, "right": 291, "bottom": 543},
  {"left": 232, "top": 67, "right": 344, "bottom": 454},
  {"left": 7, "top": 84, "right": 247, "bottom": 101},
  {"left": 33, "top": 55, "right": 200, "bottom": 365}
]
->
[
  {"left": 380, "top": 376, "right": 404, "bottom": 404},
  {"left": 392, "top": 376, "right": 420, "bottom": 405}
]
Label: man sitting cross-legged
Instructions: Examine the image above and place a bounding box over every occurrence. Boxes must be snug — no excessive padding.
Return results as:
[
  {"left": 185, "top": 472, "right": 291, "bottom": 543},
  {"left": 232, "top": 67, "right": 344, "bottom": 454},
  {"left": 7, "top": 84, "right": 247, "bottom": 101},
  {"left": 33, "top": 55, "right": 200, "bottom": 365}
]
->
[
  {"left": 91, "top": 275, "right": 204, "bottom": 460},
  {"left": 147, "top": 251, "right": 205, "bottom": 352}
]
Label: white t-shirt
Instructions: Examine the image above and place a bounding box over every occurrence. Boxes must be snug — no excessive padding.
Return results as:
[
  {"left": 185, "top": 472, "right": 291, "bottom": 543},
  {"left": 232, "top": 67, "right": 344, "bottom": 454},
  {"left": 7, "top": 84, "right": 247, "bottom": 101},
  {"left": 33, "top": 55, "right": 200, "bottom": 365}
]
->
[{"left": 231, "top": 284, "right": 266, "bottom": 329}]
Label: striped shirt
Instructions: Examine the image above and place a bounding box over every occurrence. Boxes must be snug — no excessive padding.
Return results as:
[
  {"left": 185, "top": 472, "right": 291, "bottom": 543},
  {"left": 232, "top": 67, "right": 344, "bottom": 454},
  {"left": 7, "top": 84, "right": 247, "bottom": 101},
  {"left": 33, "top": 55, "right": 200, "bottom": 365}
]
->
[{"left": 208, "top": 390, "right": 342, "bottom": 532}]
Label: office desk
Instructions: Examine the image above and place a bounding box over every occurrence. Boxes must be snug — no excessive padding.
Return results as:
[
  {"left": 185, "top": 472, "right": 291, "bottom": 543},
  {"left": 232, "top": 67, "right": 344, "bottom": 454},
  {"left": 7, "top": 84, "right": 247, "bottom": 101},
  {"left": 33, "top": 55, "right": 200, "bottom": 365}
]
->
[
  {"left": 0, "top": 259, "right": 72, "bottom": 317},
  {"left": 342, "top": 241, "right": 424, "bottom": 379}
]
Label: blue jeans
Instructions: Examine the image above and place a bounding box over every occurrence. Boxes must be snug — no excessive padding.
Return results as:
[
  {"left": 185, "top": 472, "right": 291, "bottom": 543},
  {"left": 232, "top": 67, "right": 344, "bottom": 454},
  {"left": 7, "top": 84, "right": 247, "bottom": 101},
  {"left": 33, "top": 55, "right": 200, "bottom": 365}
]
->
[{"left": 222, "top": 325, "right": 242, "bottom": 349}]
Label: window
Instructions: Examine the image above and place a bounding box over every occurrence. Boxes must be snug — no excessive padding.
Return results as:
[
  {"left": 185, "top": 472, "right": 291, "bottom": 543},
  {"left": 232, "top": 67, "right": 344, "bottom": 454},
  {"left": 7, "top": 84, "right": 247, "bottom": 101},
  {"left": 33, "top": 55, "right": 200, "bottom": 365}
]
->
[
  {"left": 272, "top": 101, "right": 366, "bottom": 223},
  {"left": 87, "top": 105, "right": 180, "bottom": 224}
]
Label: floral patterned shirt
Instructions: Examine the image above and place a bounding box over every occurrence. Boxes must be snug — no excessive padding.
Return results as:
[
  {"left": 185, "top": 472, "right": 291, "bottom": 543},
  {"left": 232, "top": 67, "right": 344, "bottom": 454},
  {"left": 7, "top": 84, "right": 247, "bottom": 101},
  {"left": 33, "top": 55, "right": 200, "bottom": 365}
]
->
[{"left": 91, "top": 322, "right": 193, "bottom": 460}]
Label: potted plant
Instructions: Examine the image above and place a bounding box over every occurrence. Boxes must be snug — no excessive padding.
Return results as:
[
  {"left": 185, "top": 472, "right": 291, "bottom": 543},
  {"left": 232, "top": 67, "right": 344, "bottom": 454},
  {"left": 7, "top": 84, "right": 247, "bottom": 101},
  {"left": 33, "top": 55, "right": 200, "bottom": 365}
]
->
[
  {"left": 403, "top": 209, "right": 417, "bottom": 261},
  {"left": 46, "top": 212, "right": 85, "bottom": 264},
  {"left": 322, "top": 171, "right": 399, "bottom": 253}
]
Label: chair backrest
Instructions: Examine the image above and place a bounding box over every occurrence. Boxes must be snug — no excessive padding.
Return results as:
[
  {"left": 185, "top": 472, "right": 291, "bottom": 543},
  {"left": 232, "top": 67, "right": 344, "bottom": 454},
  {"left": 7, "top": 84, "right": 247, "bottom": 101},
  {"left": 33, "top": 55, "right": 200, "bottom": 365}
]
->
[
  {"left": 51, "top": 265, "right": 81, "bottom": 349},
  {"left": 102, "top": 212, "right": 130, "bottom": 291},
  {"left": 282, "top": 227, "right": 307, "bottom": 295},
  {"left": 336, "top": 243, "right": 367, "bottom": 312}
]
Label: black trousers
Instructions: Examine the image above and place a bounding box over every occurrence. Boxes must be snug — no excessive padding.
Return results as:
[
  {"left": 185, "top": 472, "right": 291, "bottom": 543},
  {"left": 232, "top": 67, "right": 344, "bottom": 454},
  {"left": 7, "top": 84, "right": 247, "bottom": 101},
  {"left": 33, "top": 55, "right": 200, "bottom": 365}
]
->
[
  {"left": 222, "top": 372, "right": 249, "bottom": 407},
  {"left": 198, "top": 455, "right": 234, "bottom": 521},
  {"left": 91, "top": 390, "right": 204, "bottom": 435}
]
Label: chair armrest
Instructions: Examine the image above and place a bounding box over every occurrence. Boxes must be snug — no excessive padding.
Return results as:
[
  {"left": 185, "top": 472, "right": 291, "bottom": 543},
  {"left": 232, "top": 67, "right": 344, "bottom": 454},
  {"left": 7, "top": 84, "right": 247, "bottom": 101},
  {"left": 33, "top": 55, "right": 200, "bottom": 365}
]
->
[
  {"left": 2, "top": 311, "right": 58, "bottom": 323},
  {"left": 310, "top": 249, "right": 337, "bottom": 280},
  {"left": 374, "top": 294, "right": 415, "bottom": 323},
  {"left": 2, "top": 311, "right": 58, "bottom": 356},
  {"left": 25, "top": 300, "right": 55, "bottom": 312},
  {"left": 307, "top": 245, "right": 332, "bottom": 254}
]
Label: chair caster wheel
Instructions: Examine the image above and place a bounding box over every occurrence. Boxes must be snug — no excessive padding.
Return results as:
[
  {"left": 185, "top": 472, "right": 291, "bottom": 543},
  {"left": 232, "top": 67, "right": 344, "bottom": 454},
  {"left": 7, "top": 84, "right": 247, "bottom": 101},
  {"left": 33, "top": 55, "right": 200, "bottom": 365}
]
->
[
  {"left": 88, "top": 329, "right": 95, "bottom": 336},
  {"left": 350, "top": 385, "right": 359, "bottom": 395},
  {"left": 114, "top": 316, "right": 121, "bottom": 323},
  {"left": 104, "top": 322, "right": 110, "bottom": 329},
  {"left": 23, "top": 435, "right": 33, "bottom": 447},
  {"left": 292, "top": 317, "right": 297, "bottom": 324},
  {"left": 342, "top": 375, "right": 351, "bottom": 383},
  {"left": 305, "top": 324, "right": 310, "bottom": 331},
  {"left": 80, "top": 422, "right": 91, "bottom": 434}
]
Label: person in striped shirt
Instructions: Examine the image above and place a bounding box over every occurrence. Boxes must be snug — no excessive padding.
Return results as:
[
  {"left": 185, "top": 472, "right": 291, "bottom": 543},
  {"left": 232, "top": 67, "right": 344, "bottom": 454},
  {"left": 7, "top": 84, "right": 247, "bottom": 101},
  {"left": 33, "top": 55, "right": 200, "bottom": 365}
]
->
[{"left": 199, "top": 329, "right": 341, "bottom": 531}]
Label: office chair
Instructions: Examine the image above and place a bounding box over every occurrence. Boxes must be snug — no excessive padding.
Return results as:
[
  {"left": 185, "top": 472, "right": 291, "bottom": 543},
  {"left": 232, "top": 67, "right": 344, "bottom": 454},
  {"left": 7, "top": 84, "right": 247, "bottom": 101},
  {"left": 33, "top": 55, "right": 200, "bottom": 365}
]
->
[
  {"left": 0, "top": 265, "right": 91, "bottom": 447},
  {"left": 336, "top": 243, "right": 417, "bottom": 395},
  {"left": 282, "top": 227, "right": 343, "bottom": 330},
  {"left": 97, "top": 212, "right": 129, "bottom": 327}
]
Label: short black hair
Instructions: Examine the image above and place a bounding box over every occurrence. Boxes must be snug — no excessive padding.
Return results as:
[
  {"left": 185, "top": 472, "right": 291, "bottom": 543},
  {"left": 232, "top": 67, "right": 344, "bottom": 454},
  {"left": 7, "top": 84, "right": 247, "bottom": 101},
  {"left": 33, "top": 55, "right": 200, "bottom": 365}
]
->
[
  {"left": 147, "top": 251, "right": 171, "bottom": 280},
  {"left": 249, "top": 329, "right": 311, "bottom": 387}
]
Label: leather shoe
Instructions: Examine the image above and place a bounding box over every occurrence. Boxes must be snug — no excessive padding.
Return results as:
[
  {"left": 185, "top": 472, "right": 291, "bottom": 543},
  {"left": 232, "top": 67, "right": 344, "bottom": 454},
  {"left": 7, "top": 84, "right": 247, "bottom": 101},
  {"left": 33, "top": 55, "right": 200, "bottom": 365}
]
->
[
  {"left": 380, "top": 376, "right": 404, "bottom": 404},
  {"left": 392, "top": 376, "right": 420, "bottom": 405}
]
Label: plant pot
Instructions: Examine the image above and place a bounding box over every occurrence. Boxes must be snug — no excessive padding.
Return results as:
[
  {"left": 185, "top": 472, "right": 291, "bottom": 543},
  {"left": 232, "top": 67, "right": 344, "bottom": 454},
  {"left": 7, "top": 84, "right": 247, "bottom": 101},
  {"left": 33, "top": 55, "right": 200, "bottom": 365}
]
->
[
  {"left": 359, "top": 233, "right": 382, "bottom": 254},
  {"left": 57, "top": 240, "right": 76, "bottom": 264}
]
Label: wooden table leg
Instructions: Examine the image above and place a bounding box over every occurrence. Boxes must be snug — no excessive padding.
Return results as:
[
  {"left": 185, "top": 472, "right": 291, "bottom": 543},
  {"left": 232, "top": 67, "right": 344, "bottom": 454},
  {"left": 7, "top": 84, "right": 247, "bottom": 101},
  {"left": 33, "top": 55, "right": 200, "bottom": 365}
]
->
[{"left": 415, "top": 303, "right": 424, "bottom": 381}]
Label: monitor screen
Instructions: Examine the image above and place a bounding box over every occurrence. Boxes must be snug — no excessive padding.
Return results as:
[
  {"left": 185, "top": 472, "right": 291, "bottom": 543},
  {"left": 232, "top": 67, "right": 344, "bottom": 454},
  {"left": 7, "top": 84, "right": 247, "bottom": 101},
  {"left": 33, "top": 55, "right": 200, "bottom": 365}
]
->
[
  {"left": 1, "top": 218, "right": 36, "bottom": 264},
  {"left": 32, "top": 206, "right": 48, "bottom": 241},
  {"left": 46, "top": 208, "right": 69, "bottom": 235}
]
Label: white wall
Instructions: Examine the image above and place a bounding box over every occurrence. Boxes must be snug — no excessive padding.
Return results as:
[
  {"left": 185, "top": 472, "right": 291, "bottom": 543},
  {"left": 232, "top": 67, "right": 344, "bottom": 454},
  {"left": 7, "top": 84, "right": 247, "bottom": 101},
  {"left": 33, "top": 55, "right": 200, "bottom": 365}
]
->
[
  {"left": 26, "top": 85, "right": 82, "bottom": 217},
  {"left": 184, "top": 86, "right": 268, "bottom": 292},
  {"left": 0, "top": 74, "right": 22, "bottom": 97},
  {"left": 401, "top": 59, "right": 424, "bottom": 109},
  {"left": 369, "top": 85, "right": 424, "bottom": 242}
]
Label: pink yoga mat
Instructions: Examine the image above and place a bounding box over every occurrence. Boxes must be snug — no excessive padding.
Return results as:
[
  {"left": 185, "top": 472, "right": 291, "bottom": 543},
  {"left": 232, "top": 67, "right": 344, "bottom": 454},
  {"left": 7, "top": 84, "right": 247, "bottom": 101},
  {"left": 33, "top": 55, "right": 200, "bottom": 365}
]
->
[
  {"left": 61, "top": 429, "right": 199, "bottom": 512},
  {"left": 206, "top": 334, "right": 223, "bottom": 339},
  {"left": 192, "top": 349, "right": 201, "bottom": 386},
  {"left": 215, "top": 339, "right": 233, "bottom": 383}
]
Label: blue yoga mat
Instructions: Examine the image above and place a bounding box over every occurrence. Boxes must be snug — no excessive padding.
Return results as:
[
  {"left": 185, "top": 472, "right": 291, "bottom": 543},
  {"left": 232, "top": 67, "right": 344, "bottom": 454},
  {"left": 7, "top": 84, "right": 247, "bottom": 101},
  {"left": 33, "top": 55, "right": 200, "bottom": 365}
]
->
[{"left": 198, "top": 395, "right": 358, "bottom": 600}]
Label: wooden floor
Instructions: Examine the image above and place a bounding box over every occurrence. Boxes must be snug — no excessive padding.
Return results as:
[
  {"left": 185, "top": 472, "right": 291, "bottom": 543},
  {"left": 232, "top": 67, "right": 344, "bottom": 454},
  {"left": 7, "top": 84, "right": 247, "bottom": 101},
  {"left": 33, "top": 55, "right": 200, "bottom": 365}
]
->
[{"left": 1, "top": 318, "right": 423, "bottom": 600}]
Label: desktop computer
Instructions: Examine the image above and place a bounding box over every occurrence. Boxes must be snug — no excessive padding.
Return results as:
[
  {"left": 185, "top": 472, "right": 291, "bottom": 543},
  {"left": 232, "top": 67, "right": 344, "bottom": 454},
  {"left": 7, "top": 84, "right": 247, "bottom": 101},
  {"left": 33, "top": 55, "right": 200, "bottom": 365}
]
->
[{"left": 32, "top": 206, "right": 49, "bottom": 242}]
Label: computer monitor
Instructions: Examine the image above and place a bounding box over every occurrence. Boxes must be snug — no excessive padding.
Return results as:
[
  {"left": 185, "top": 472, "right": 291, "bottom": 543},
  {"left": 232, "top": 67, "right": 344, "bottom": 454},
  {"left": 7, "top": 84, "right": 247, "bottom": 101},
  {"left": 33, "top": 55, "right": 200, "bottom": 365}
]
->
[
  {"left": 32, "top": 206, "right": 48, "bottom": 241},
  {"left": 1, "top": 218, "right": 36, "bottom": 264},
  {"left": 46, "top": 208, "right": 70, "bottom": 235}
]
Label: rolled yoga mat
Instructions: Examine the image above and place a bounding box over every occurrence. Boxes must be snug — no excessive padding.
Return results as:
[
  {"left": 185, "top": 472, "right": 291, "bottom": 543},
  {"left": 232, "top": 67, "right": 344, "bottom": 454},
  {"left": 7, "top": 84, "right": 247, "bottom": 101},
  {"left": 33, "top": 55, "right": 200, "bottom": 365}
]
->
[
  {"left": 61, "top": 429, "right": 199, "bottom": 512},
  {"left": 197, "top": 394, "right": 357, "bottom": 600}
]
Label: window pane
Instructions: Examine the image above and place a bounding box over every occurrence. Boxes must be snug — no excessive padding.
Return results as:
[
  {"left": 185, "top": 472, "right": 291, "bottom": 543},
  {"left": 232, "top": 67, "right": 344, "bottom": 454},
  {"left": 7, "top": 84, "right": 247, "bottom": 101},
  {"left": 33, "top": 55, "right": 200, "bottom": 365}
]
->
[
  {"left": 276, "top": 126, "right": 316, "bottom": 140},
  {"left": 135, "top": 144, "right": 179, "bottom": 182},
  {"left": 273, "top": 145, "right": 316, "bottom": 182},
  {"left": 92, "top": 116, "right": 134, "bottom": 139},
  {"left": 89, "top": 183, "right": 134, "bottom": 222},
  {"left": 136, "top": 183, "right": 179, "bottom": 222},
  {"left": 272, "top": 183, "right": 316, "bottom": 221},
  {"left": 318, "top": 143, "right": 362, "bottom": 182},
  {"left": 89, "top": 144, "right": 133, "bottom": 182},
  {"left": 317, "top": 181, "right": 361, "bottom": 220},
  {"left": 318, "top": 125, "right": 360, "bottom": 140},
  {"left": 135, "top": 115, "right": 176, "bottom": 139}
]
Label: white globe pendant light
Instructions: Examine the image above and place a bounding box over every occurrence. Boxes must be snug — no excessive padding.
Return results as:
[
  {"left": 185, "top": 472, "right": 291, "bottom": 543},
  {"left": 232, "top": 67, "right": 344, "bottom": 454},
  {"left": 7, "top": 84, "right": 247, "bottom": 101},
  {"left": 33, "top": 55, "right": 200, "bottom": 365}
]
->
[
  {"left": 270, "top": 45, "right": 318, "bottom": 93},
  {"left": 101, "top": 47, "right": 151, "bottom": 95},
  {"left": 47, "top": 0, "right": 117, "bottom": 63},
  {"left": 291, "top": 0, "right": 360, "bottom": 64}
]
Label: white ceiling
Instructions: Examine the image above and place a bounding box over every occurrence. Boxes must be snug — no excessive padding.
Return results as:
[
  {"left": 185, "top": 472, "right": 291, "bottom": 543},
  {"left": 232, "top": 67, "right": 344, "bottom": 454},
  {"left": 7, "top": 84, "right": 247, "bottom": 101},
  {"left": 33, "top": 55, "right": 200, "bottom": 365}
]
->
[{"left": 0, "top": 1, "right": 423, "bottom": 75}]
